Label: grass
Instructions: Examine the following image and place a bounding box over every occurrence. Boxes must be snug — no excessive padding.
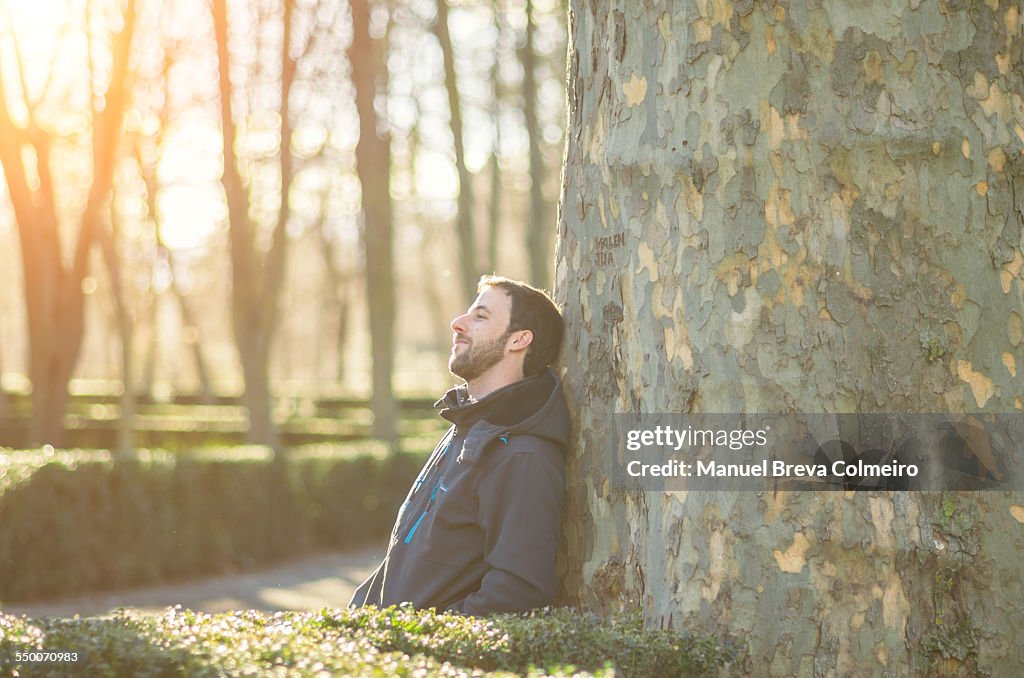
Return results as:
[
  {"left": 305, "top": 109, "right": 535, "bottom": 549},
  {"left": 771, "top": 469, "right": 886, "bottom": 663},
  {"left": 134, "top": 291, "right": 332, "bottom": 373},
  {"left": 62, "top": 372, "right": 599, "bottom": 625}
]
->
[{"left": 0, "top": 605, "right": 735, "bottom": 677}]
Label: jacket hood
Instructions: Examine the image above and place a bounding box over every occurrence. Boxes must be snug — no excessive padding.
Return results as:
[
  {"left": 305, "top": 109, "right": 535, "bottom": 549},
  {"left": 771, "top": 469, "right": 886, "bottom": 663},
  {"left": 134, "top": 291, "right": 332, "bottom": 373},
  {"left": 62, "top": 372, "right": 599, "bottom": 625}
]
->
[{"left": 436, "top": 368, "right": 570, "bottom": 465}]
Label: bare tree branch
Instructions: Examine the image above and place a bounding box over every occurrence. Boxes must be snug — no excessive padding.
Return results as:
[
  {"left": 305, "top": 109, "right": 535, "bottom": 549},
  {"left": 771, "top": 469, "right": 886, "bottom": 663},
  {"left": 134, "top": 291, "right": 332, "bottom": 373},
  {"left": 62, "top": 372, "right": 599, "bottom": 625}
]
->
[{"left": 2, "top": 4, "right": 73, "bottom": 117}]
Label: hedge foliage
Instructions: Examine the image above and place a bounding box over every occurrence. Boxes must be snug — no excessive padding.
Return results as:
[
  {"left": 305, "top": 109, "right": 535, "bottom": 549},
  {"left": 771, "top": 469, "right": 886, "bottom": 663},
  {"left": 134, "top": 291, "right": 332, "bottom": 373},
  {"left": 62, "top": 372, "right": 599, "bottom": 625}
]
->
[
  {"left": 0, "top": 440, "right": 435, "bottom": 602},
  {"left": 0, "top": 605, "right": 734, "bottom": 677}
]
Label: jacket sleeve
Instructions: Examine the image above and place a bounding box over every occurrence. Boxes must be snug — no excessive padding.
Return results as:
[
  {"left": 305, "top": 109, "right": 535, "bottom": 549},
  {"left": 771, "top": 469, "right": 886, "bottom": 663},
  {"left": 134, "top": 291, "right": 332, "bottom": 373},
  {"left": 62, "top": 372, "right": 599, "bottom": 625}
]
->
[{"left": 445, "top": 450, "right": 564, "bottom": 616}]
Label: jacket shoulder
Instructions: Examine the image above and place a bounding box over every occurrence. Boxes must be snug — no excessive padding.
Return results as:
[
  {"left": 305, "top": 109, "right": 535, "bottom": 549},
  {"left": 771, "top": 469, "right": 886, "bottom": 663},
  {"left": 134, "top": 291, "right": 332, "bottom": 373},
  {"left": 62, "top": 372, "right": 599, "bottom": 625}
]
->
[{"left": 482, "top": 432, "right": 565, "bottom": 477}]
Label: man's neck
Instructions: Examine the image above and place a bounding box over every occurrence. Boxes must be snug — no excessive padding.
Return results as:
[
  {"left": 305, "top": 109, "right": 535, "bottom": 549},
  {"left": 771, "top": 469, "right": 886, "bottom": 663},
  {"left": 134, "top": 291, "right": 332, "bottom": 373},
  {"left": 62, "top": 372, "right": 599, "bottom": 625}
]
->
[{"left": 464, "top": 365, "right": 526, "bottom": 401}]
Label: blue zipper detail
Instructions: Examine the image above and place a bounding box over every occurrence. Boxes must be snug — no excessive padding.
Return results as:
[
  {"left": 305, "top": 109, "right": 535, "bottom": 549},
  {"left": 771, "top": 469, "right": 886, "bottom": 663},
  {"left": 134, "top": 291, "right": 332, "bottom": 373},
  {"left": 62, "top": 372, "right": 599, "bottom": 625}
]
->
[
  {"left": 404, "top": 478, "right": 449, "bottom": 544},
  {"left": 405, "top": 511, "right": 428, "bottom": 543},
  {"left": 411, "top": 435, "right": 454, "bottom": 494},
  {"left": 402, "top": 427, "right": 458, "bottom": 544}
]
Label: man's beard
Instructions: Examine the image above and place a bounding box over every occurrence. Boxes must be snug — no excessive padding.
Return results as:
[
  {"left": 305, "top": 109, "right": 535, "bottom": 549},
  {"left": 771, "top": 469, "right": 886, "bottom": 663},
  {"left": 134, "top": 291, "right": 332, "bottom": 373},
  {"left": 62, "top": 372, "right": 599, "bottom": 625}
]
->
[{"left": 449, "top": 333, "right": 509, "bottom": 382}]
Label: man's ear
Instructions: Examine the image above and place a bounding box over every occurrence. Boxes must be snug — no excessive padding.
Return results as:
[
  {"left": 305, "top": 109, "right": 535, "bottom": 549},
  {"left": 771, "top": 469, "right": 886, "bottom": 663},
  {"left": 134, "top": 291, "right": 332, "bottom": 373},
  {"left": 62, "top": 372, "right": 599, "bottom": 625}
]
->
[{"left": 507, "top": 329, "right": 533, "bottom": 353}]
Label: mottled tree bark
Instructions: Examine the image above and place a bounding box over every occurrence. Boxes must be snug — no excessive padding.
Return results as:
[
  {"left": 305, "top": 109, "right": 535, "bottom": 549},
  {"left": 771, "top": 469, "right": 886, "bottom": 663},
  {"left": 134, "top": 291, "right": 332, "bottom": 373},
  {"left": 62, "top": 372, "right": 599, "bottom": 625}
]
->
[
  {"left": 350, "top": 0, "right": 397, "bottom": 443},
  {"left": 557, "top": 1, "right": 1023, "bottom": 674}
]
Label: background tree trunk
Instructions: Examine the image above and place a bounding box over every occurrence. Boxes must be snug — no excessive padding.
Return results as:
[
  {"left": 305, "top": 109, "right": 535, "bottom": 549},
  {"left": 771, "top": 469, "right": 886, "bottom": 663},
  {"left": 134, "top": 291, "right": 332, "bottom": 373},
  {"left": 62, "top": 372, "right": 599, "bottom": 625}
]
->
[
  {"left": 138, "top": 158, "right": 216, "bottom": 405},
  {"left": 557, "top": 1, "right": 1024, "bottom": 674},
  {"left": 317, "top": 222, "right": 352, "bottom": 386},
  {"left": 350, "top": 0, "right": 397, "bottom": 443},
  {"left": 0, "top": 0, "right": 137, "bottom": 446},
  {"left": 134, "top": 34, "right": 216, "bottom": 406},
  {"left": 140, "top": 295, "right": 159, "bottom": 399},
  {"left": 167, "top": 255, "right": 216, "bottom": 405},
  {"left": 212, "top": 0, "right": 299, "bottom": 450},
  {"left": 486, "top": 6, "right": 503, "bottom": 273},
  {"left": 520, "top": 0, "right": 549, "bottom": 288},
  {"left": 99, "top": 204, "right": 135, "bottom": 458},
  {"left": 0, "top": 319, "right": 6, "bottom": 418},
  {"left": 433, "top": 0, "right": 478, "bottom": 295}
]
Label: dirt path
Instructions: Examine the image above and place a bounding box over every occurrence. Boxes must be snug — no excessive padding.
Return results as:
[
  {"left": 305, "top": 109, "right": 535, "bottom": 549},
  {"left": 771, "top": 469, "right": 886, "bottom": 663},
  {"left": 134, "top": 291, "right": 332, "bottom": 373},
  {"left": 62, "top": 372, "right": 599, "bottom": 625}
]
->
[{"left": 1, "top": 545, "right": 383, "bottom": 619}]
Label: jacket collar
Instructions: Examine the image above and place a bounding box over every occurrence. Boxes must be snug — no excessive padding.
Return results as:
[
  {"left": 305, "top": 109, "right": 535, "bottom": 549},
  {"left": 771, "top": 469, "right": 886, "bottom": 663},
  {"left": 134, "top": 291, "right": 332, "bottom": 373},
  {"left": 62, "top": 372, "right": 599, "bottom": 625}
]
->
[{"left": 435, "top": 369, "right": 567, "bottom": 465}]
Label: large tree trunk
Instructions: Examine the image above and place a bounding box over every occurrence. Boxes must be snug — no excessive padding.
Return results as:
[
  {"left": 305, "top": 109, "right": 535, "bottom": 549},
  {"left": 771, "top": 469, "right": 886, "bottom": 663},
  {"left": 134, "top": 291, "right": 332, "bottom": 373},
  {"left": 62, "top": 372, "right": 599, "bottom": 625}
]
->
[
  {"left": 350, "top": 0, "right": 397, "bottom": 443},
  {"left": 557, "top": 1, "right": 1024, "bottom": 674}
]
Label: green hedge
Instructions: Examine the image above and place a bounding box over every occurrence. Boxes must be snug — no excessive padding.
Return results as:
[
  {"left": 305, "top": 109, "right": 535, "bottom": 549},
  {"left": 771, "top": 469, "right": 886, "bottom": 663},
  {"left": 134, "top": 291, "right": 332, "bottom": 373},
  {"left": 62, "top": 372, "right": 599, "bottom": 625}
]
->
[
  {"left": 0, "top": 605, "right": 734, "bottom": 677},
  {"left": 0, "top": 442, "right": 430, "bottom": 602}
]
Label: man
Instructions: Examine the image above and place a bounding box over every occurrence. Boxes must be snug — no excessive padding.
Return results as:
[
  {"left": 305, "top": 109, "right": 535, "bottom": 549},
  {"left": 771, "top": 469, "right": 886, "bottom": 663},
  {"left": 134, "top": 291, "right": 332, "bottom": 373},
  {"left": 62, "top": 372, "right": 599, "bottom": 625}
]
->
[{"left": 350, "top": 275, "right": 568, "bottom": 616}]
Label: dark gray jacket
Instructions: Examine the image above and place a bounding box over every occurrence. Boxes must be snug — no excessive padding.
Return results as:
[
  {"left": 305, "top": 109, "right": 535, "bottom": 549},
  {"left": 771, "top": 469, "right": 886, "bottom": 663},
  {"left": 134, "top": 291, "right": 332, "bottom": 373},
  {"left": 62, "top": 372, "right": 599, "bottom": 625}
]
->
[{"left": 350, "top": 369, "right": 569, "bottom": 615}]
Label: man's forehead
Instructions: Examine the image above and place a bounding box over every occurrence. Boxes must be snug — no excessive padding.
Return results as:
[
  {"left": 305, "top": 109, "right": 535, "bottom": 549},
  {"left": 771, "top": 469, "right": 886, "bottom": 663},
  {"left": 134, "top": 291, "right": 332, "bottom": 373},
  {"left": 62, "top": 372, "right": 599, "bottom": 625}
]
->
[{"left": 470, "top": 287, "right": 511, "bottom": 313}]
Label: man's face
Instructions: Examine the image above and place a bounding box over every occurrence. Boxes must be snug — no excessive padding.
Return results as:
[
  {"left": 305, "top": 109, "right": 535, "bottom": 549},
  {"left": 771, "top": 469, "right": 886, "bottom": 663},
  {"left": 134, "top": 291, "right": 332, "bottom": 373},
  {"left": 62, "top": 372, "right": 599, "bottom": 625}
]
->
[{"left": 449, "top": 287, "right": 513, "bottom": 382}]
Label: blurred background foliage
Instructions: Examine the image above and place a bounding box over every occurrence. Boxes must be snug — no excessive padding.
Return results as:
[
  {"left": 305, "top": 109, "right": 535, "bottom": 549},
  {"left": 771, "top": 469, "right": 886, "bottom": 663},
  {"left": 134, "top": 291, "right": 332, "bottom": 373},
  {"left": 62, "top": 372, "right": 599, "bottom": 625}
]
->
[
  {"left": 0, "top": 0, "right": 568, "bottom": 450},
  {"left": 0, "top": 442, "right": 432, "bottom": 601}
]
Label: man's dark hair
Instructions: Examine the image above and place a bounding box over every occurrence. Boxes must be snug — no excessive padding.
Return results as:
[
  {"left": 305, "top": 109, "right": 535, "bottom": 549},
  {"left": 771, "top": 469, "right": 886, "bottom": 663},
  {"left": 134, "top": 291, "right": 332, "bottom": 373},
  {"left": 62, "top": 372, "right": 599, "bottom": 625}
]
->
[{"left": 478, "top": 275, "right": 564, "bottom": 377}]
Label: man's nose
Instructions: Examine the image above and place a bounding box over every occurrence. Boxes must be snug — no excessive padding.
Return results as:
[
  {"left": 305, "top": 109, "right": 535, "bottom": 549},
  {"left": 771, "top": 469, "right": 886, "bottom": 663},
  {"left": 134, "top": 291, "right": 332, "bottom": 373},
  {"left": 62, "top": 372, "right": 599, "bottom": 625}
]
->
[{"left": 451, "top": 313, "right": 468, "bottom": 333}]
